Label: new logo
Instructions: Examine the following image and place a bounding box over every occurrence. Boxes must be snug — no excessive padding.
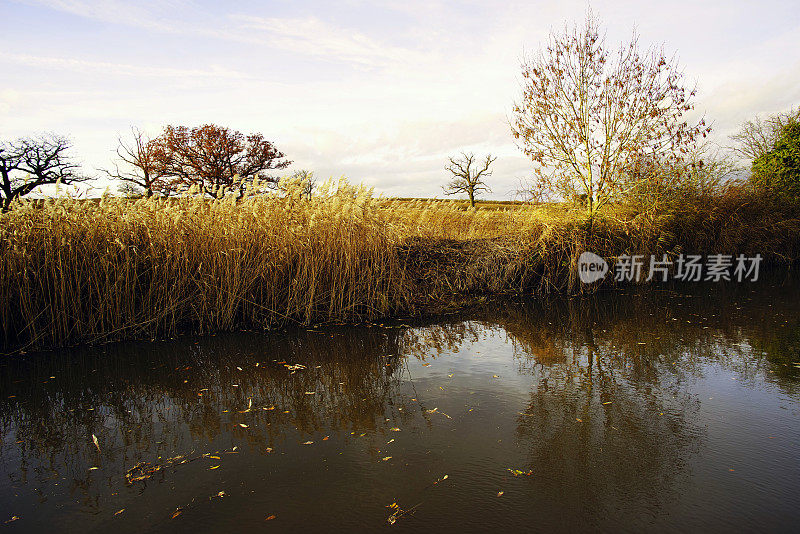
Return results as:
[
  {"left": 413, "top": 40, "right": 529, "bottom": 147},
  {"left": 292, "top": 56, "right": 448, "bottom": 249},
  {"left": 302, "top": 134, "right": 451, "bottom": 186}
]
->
[{"left": 578, "top": 251, "right": 609, "bottom": 284}]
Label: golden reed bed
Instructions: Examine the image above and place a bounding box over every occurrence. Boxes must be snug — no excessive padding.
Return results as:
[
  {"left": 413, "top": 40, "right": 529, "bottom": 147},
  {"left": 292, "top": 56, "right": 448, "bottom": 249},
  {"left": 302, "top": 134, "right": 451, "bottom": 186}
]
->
[{"left": 1, "top": 180, "right": 798, "bottom": 352}]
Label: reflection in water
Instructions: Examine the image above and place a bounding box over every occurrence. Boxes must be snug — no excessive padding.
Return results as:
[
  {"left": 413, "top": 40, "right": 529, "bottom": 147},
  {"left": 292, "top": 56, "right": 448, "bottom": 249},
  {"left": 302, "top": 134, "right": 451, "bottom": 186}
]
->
[{"left": 1, "top": 279, "right": 799, "bottom": 532}]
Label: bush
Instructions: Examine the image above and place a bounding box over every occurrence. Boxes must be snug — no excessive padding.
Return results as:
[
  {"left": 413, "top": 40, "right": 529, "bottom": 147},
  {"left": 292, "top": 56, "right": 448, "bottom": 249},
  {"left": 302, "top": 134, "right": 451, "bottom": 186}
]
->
[{"left": 751, "top": 120, "right": 800, "bottom": 202}]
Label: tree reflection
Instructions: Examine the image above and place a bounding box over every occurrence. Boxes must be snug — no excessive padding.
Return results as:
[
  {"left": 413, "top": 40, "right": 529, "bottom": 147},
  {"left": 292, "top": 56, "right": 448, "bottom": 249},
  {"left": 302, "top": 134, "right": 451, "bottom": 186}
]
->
[{"left": 0, "top": 278, "right": 798, "bottom": 525}]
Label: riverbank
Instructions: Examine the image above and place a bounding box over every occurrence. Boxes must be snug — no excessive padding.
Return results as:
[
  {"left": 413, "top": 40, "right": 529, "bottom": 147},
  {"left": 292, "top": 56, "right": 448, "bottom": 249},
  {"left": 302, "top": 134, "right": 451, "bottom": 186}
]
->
[{"left": 2, "top": 181, "right": 799, "bottom": 352}]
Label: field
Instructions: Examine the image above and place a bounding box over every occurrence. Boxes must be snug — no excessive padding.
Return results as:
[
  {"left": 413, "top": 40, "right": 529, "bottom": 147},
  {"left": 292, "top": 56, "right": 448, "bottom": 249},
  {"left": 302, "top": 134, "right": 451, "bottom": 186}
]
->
[{"left": 1, "top": 180, "right": 799, "bottom": 352}]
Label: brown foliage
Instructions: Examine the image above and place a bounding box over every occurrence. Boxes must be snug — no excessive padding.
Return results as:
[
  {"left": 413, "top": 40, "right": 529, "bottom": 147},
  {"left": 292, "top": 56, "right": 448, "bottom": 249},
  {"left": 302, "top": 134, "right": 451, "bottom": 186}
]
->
[
  {"left": 152, "top": 124, "right": 290, "bottom": 198},
  {"left": 511, "top": 14, "right": 710, "bottom": 215}
]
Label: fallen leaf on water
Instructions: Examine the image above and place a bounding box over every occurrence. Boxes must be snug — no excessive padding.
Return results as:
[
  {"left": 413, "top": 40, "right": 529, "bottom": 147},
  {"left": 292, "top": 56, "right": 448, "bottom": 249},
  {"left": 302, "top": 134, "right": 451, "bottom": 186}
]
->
[
  {"left": 303, "top": 441, "right": 314, "bottom": 445},
  {"left": 602, "top": 402, "right": 612, "bottom": 405},
  {"left": 114, "top": 509, "right": 125, "bottom": 516},
  {"left": 92, "top": 434, "right": 101, "bottom": 452},
  {"left": 386, "top": 439, "right": 395, "bottom": 444},
  {"left": 382, "top": 456, "right": 392, "bottom": 461},
  {"left": 239, "top": 424, "right": 249, "bottom": 428},
  {"left": 492, "top": 375, "right": 499, "bottom": 378},
  {"left": 304, "top": 391, "right": 315, "bottom": 395},
  {"left": 507, "top": 468, "right": 533, "bottom": 477},
  {"left": 421, "top": 363, "right": 431, "bottom": 367},
  {"left": 214, "top": 491, "right": 226, "bottom": 498},
  {"left": 426, "top": 408, "right": 438, "bottom": 414},
  {"left": 5, "top": 516, "right": 20, "bottom": 524},
  {"left": 322, "top": 436, "right": 329, "bottom": 441},
  {"left": 265, "top": 515, "right": 276, "bottom": 521},
  {"left": 497, "top": 491, "right": 504, "bottom": 497},
  {"left": 209, "top": 455, "right": 221, "bottom": 460},
  {"left": 575, "top": 418, "right": 583, "bottom": 422},
  {"left": 265, "top": 447, "right": 273, "bottom": 453},
  {"left": 209, "top": 465, "right": 220, "bottom": 470},
  {"left": 88, "top": 466, "right": 99, "bottom": 470},
  {"left": 236, "top": 366, "right": 243, "bottom": 371},
  {"left": 390, "top": 427, "right": 401, "bottom": 432},
  {"left": 171, "top": 509, "right": 183, "bottom": 519}
]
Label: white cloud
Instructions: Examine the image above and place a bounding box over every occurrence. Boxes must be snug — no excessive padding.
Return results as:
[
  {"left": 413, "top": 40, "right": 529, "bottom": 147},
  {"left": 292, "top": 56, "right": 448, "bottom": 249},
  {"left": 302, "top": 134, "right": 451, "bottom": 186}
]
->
[
  {"left": 228, "top": 15, "right": 418, "bottom": 68},
  {"left": 3, "top": 0, "right": 800, "bottom": 198},
  {"left": 0, "top": 52, "right": 251, "bottom": 79}
]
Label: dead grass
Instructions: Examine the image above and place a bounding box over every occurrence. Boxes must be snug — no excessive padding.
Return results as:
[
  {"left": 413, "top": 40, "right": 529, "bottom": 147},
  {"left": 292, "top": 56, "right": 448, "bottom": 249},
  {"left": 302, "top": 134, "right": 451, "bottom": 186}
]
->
[{"left": 1, "top": 180, "right": 798, "bottom": 352}]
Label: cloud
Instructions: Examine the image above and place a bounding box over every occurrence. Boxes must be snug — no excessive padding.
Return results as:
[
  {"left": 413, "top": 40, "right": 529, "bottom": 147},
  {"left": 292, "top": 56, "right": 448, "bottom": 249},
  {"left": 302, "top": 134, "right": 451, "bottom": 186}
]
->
[
  {"left": 0, "top": 52, "right": 251, "bottom": 79},
  {"left": 228, "top": 15, "right": 418, "bottom": 68},
  {"left": 17, "top": 0, "right": 195, "bottom": 32},
  {"left": 4, "top": 0, "right": 800, "bottom": 199}
]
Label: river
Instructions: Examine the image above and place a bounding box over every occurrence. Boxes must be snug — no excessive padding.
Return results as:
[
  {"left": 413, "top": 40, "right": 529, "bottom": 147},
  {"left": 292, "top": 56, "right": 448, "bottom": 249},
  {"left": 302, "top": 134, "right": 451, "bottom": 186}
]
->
[{"left": 1, "top": 278, "right": 799, "bottom": 532}]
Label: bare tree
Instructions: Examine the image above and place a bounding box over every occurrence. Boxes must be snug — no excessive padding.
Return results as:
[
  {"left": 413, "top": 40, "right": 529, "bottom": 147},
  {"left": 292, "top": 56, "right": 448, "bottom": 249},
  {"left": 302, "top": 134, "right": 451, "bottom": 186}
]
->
[
  {"left": 102, "top": 127, "right": 169, "bottom": 197},
  {"left": 511, "top": 14, "right": 710, "bottom": 216},
  {"left": 730, "top": 107, "right": 800, "bottom": 162},
  {"left": 443, "top": 152, "right": 496, "bottom": 208},
  {"left": 292, "top": 169, "right": 316, "bottom": 198},
  {"left": 0, "top": 134, "right": 84, "bottom": 212}
]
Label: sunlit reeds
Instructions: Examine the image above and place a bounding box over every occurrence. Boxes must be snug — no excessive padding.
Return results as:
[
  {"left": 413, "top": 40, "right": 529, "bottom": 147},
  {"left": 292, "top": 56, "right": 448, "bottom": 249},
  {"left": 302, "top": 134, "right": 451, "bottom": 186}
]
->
[{"left": 1, "top": 179, "right": 798, "bottom": 352}]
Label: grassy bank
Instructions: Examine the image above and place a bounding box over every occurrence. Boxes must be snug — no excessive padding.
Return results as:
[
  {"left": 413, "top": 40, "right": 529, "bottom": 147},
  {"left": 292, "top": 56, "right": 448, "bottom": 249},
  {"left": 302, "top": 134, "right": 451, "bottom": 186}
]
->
[{"left": 1, "top": 181, "right": 799, "bottom": 352}]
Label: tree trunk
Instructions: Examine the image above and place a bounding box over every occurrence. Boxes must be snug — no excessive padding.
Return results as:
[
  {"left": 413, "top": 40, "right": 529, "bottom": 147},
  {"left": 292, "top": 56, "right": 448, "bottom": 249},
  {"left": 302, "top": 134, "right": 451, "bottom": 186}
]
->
[{"left": 468, "top": 189, "right": 475, "bottom": 208}]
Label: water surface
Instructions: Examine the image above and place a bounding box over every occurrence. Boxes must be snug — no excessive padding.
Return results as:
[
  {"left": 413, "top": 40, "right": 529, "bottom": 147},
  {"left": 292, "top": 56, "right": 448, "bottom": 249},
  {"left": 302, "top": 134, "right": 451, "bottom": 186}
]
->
[{"left": 1, "top": 279, "right": 799, "bottom": 532}]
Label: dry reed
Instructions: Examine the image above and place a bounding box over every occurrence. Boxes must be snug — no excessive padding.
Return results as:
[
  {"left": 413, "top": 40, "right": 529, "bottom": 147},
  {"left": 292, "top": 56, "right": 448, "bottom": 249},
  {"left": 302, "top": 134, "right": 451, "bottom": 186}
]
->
[{"left": 1, "top": 180, "right": 798, "bottom": 352}]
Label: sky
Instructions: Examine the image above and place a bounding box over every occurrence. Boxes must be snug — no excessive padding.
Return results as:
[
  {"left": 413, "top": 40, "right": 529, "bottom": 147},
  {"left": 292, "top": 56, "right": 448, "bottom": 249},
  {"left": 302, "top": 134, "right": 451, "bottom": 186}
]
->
[{"left": 2, "top": 0, "right": 799, "bottom": 199}]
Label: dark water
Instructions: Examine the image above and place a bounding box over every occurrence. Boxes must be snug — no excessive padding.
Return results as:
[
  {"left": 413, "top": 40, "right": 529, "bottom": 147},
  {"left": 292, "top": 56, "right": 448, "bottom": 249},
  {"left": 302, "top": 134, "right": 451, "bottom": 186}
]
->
[{"left": 1, "top": 280, "right": 800, "bottom": 533}]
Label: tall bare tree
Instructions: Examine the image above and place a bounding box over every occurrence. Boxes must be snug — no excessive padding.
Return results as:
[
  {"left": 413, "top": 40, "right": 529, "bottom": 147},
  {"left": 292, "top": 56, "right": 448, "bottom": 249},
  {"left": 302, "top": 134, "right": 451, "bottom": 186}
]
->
[
  {"left": 0, "top": 134, "right": 84, "bottom": 212},
  {"left": 511, "top": 15, "right": 709, "bottom": 216},
  {"left": 443, "top": 152, "right": 496, "bottom": 208},
  {"left": 102, "top": 127, "right": 168, "bottom": 197},
  {"left": 153, "top": 124, "right": 291, "bottom": 199}
]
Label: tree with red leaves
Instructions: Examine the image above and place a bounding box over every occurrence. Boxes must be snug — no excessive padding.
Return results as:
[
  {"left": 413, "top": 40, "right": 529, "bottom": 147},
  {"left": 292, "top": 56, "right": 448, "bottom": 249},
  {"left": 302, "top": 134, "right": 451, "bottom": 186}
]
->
[{"left": 153, "top": 124, "right": 291, "bottom": 199}]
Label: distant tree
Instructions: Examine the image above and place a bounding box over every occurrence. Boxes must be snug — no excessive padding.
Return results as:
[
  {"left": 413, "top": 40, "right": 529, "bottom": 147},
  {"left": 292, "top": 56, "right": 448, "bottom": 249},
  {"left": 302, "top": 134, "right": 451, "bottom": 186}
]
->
[
  {"left": 443, "top": 152, "right": 496, "bottom": 208},
  {"left": 751, "top": 120, "right": 800, "bottom": 200},
  {"left": 731, "top": 107, "right": 800, "bottom": 162},
  {"left": 270, "top": 169, "right": 316, "bottom": 199},
  {"left": 0, "top": 134, "right": 84, "bottom": 212},
  {"left": 117, "top": 181, "right": 145, "bottom": 198},
  {"left": 292, "top": 169, "right": 316, "bottom": 198},
  {"left": 511, "top": 14, "right": 709, "bottom": 216},
  {"left": 102, "top": 127, "right": 169, "bottom": 198},
  {"left": 153, "top": 124, "right": 291, "bottom": 199}
]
